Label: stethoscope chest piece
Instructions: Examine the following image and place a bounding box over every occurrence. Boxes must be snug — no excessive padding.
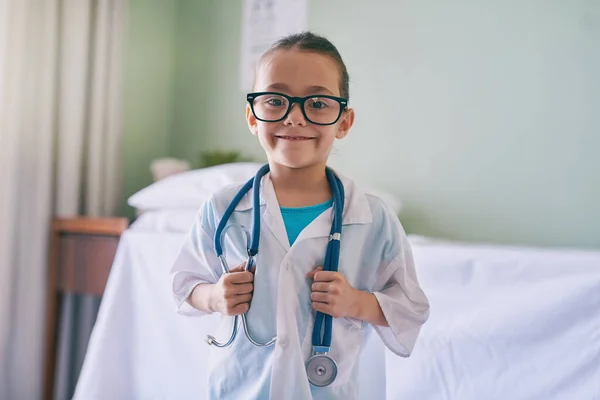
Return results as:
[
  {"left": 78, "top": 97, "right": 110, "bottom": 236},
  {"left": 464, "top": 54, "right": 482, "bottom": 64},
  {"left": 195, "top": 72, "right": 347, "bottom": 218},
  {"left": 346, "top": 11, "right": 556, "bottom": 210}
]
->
[{"left": 306, "top": 347, "right": 338, "bottom": 387}]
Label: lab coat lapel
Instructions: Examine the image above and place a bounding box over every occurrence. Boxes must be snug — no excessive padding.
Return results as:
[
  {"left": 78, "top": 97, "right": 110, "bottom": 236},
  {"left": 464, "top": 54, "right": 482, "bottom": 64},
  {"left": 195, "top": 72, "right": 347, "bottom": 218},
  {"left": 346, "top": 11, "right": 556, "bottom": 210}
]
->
[
  {"left": 294, "top": 170, "right": 373, "bottom": 243},
  {"left": 260, "top": 175, "right": 291, "bottom": 252},
  {"left": 249, "top": 169, "right": 373, "bottom": 249},
  {"left": 293, "top": 207, "right": 334, "bottom": 243}
]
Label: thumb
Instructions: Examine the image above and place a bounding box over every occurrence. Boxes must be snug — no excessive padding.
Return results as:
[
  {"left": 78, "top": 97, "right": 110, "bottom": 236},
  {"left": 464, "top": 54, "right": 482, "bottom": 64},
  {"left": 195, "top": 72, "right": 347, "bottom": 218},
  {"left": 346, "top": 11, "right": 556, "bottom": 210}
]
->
[
  {"left": 306, "top": 266, "right": 324, "bottom": 279},
  {"left": 229, "top": 262, "right": 247, "bottom": 273}
]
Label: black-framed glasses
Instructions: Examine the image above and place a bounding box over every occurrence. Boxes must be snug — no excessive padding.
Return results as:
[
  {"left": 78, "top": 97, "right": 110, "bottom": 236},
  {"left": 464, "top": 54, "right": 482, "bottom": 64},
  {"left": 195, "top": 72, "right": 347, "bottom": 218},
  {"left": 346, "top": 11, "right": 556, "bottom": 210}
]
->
[{"left": 247, "top": 92, "right": 348, "bottom": 126}]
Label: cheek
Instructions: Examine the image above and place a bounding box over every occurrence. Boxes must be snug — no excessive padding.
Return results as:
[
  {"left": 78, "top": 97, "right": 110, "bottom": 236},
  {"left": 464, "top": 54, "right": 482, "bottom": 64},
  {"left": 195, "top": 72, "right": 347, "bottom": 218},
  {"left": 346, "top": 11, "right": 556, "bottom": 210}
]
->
[
  {"left": 256, "top": 121, "right": 279, "bottom": 136},
  {"left": 255, "top": 123, "right": 278, "bottom": 147},
  {"left": 316, "top": 128, "right": 338, "bottom": 146}
]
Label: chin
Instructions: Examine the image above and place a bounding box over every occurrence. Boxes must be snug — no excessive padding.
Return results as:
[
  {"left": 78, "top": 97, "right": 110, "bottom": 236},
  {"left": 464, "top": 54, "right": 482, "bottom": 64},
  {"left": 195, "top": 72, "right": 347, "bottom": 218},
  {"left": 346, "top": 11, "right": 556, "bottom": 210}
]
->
[
  {"left": 273, "top": 159, "right": 309, "bottom": 169},
  {"left": 271, "top": 154, "right": 324, "bottom": 170}
]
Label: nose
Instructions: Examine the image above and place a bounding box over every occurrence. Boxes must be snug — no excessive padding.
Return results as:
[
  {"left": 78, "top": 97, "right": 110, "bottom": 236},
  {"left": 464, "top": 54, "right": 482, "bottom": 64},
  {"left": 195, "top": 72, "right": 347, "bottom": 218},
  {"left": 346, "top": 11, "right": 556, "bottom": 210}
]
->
[{"left": 283, "top": 103, "right": 307, "bottom": 127}]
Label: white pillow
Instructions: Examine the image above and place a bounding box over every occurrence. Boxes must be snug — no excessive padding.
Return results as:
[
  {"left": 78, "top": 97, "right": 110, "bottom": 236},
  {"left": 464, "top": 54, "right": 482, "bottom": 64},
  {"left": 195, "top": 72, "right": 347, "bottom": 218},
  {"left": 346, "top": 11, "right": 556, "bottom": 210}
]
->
[
  {"left": 128, "top": 162, "right": 264, "bottom": 212},
  {"left": 129, "top": 209, "right": 199, "bottom": 233}
]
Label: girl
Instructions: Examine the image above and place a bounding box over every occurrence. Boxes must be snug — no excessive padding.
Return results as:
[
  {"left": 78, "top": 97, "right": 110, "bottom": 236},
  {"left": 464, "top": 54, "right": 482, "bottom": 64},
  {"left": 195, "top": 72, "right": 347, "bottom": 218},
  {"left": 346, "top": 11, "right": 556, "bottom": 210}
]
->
[{"left": 170, "top": 32, "right": 429, "bottom": 399}]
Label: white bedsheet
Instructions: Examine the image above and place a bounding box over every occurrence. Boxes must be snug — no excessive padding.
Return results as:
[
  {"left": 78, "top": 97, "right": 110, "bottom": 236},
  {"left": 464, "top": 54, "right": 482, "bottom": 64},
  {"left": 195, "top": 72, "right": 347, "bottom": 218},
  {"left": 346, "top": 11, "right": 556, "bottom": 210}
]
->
[
  {"left": 387, "top": 237, "right": 600, "bottom": 399},
  {"left": 74, "top": 230, "right": 600, "bottom": 399}
]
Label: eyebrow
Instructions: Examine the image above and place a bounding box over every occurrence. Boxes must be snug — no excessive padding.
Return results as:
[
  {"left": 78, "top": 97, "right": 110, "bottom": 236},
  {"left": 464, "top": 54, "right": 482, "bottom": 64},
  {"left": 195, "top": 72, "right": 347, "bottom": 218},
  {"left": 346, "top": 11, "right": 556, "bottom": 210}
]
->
[
  {"left": 264, "top": 83, "right": 337, "bottom": 96},
  {"left": 305, "top": 85, "right": 335, "bottom": 96}
]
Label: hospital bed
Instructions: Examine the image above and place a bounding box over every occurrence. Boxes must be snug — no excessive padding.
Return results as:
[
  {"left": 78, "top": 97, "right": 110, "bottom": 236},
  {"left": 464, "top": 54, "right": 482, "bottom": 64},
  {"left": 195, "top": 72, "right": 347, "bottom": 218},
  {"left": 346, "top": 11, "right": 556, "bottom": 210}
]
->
[{"left": 73, "top": 164, "right": 600, "bottom": 399}]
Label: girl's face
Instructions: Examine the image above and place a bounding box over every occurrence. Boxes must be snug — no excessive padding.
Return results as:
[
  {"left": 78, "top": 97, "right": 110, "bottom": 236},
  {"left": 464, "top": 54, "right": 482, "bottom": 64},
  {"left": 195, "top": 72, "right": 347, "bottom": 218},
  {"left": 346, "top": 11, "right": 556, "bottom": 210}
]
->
[{"left": 246, "top": 49, "right": 354, "bottom": 170}]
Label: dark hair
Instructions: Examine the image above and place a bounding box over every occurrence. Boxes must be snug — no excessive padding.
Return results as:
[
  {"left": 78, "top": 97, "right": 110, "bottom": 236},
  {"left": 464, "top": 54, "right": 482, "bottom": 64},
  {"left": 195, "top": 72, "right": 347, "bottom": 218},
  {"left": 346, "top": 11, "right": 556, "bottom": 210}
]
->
[{"left": 257, "top": 31, "right": 350, "bottom": 100}]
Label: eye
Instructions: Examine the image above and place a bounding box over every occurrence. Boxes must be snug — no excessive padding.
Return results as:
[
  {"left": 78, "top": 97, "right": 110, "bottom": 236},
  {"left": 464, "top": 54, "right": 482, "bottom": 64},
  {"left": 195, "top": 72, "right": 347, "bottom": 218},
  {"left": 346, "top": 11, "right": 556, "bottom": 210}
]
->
[
  {"left": 307, "top": 97, "right": 330, "bottom": 109},
  {"left": 267, "top": 98, "right": 284, "bottom": 107},
  {"left": 262, "top": 96, "right": 287, "bottom": 108}
]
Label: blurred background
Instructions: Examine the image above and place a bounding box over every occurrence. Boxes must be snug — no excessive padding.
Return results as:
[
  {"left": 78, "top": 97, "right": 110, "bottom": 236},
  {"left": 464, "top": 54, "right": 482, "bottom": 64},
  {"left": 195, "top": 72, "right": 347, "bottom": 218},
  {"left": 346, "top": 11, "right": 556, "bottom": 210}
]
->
[
  {"left": 1, "top": 0, "right": 598, "bottom": 399},
  {"left": 121, "top": 0, "right": 600, "bottom": 246}
]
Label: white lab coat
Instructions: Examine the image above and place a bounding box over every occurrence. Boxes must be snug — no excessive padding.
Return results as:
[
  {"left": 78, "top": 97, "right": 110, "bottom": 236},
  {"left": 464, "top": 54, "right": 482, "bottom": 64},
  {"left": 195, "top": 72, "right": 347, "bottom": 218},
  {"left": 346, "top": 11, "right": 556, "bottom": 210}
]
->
[{"left": 170, "top": 170, "right": 430, "bottom": 399}]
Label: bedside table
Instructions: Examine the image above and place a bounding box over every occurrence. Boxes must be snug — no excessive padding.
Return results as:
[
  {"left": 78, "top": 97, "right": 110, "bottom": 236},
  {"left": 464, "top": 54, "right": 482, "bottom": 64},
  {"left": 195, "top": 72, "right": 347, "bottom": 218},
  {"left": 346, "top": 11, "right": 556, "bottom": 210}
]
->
[{"left": 43, "top": 217, "right": 129, "bottom": 400}]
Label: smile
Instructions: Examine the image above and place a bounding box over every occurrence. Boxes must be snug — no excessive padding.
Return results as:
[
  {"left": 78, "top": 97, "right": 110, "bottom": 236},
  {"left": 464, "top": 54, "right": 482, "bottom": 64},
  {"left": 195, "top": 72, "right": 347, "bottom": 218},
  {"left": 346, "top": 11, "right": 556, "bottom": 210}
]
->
[{"left": 275, "top": 135, "right": 315, "bottom": 141}]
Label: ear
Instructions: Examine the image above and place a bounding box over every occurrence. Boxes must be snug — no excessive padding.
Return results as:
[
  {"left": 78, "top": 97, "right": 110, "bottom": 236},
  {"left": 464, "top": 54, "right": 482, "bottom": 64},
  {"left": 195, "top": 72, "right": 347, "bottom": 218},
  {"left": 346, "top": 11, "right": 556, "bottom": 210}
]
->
[
  {"left": 335, "top": 108, "right": 355, "bottom": 140},
  {"left": 246, "top": 104, "right": 258, "bottom": 136}
]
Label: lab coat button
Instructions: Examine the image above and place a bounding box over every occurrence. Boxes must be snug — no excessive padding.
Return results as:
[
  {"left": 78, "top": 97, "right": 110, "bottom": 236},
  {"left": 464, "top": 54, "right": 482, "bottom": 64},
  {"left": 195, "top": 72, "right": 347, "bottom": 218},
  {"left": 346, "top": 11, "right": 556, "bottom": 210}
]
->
[{"left": 278, "top": 336, "right": 288, "bottom": 348}]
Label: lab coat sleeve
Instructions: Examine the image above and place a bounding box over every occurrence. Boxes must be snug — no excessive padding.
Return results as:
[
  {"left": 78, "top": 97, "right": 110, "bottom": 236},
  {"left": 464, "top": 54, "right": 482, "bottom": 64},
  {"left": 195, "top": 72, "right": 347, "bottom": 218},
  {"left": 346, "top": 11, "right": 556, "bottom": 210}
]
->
[
  {"left": 170, "top": 199, "right": 222, "bottom": 316},
  {"left": 372, "top": 228, "right": 430, "bottom": 357}
]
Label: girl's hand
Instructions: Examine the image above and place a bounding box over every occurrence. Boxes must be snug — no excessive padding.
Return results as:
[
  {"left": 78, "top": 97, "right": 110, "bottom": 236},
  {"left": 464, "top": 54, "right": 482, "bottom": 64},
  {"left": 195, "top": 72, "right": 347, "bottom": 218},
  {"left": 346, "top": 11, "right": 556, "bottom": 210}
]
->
[
  {"left": 210, "top": 263, "right": 254, "bottom": 316},
  {"left": 307, "top": 266, "right": 360, "bottom": 318}
]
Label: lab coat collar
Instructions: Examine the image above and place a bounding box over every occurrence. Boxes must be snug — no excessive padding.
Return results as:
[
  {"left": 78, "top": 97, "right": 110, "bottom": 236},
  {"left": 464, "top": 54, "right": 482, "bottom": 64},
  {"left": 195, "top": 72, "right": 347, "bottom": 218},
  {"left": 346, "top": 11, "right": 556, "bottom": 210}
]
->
[
  {"left": 233, "top": 168, "right": 373, "bottom": 250},
  {"left": 233, "top": 169, "right": 372, "bottom": 224}
]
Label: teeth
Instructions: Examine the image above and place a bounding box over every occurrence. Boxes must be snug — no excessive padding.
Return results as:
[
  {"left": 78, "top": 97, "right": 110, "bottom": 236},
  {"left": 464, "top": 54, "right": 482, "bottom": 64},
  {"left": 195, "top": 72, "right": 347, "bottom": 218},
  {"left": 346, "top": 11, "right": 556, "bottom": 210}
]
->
[{"left": 278, "top": 136, "right": 311, "bottom": 140}]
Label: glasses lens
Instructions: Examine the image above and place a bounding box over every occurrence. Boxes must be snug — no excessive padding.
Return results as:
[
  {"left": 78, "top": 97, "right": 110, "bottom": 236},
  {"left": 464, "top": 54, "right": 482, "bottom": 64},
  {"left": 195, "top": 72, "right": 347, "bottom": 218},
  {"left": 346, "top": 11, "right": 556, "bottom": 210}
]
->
[
  {"left": 304, "top": 97, "right": 341, "bottom": 125},
  {"left": 252, "top": 94, "right": 289, "bottom": 121}
]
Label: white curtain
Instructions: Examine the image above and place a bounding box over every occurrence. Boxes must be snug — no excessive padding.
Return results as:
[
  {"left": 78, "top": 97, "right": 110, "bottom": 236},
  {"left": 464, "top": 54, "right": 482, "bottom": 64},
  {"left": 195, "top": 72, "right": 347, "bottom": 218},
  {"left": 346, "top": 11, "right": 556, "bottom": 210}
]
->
[{"left": 0, "top": 0, "right": 126, "bottom": 398}]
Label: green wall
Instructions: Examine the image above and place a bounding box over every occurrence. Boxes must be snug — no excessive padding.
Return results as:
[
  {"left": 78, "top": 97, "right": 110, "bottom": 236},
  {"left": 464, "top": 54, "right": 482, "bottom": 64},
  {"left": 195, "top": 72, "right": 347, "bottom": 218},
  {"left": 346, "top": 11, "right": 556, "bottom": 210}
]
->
[
  {"left": 169, "top": 0, "right": 270, "bottom": 167},
  {"left": 120, "top": 0, "right": 178, "bottom": 218},
  {"left": 124, "top": 0, "right": 600, "bottom": 249}
]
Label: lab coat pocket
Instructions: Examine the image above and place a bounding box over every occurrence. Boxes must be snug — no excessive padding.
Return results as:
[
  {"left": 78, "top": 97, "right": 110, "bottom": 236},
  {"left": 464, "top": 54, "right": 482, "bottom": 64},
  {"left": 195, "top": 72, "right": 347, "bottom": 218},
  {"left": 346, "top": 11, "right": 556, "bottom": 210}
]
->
[
  {"left": 300, "top": 314, "right": 366, "bottom": 390},
  {"left": 324, "top": 317, "right": 365, "bottom": 388},
  {"left": 343, "top": 317, "right": 364, "bottom": 331}
]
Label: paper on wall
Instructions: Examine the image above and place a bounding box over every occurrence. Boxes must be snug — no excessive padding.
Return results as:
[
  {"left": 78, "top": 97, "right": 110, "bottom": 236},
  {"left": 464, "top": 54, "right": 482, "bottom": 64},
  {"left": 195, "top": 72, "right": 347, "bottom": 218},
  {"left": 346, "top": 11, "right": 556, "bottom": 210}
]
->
[{"left": 240, "top": 0, "right": 308, "bottom": 91}]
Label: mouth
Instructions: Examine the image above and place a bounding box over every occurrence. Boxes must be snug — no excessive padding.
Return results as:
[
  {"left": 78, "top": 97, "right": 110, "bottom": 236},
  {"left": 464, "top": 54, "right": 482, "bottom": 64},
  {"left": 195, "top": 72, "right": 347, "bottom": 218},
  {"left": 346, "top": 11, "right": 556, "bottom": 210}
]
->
[{"left": 275, "top": 135, "right": 316, "bottom": 141}]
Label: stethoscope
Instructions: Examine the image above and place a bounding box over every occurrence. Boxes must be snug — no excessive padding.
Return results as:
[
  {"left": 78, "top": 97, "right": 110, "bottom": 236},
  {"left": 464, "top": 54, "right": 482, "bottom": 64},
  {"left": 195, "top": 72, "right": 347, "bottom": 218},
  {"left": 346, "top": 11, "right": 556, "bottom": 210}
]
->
[{"left": 205, "top": 163, "right": 345, "bottom": 387}]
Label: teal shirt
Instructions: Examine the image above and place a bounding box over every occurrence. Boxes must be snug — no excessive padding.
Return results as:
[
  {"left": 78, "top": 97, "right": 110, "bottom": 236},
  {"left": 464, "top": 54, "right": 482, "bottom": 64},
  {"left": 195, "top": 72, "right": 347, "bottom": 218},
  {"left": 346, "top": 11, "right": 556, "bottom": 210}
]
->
[{"left": 280, "top": 199, "right": 333, "bottom": 245}]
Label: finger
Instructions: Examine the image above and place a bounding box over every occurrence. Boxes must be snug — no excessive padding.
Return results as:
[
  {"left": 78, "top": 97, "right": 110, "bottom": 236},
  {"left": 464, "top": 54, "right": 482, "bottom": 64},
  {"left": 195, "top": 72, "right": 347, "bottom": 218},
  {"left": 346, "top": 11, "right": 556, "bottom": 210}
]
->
[
  {"left": 311, "top": 302, "right": 330, "bottom": 315},
  {"left": 232, "top": 293, "right": 252, "bottom": 306},
  {"left": 306, "top": 266, "right": 324, "bottom": 279},
  {"left": 233, "top": 282, "right": 253, "bottom": 295},
  {"left": 313, "top": 271, "right": 338, "bottom": 282},
  {"left": 310, "top": 292, "right": 329, "bottom": 303},
  {"left": 228, "top": 271, "right": 254, "bottom": 284},
  {"left": 311, "top": 282, "right": 330, "bottom": 292},
  {"left": 224, "top": 282, "right": 253, "bottom": 297},
  {"left": 229, "top": 262, "right": 247, "bottom": 273},
  {"left": 229, "top": 302, "right": 250, "bottom": 316}
]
